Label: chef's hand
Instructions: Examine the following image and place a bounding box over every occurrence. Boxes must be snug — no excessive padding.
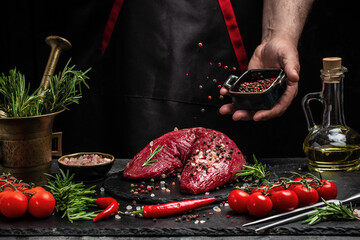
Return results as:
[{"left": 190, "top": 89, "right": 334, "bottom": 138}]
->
[{"left": 219, "top": 37, "right": 300, "bottom": 121}]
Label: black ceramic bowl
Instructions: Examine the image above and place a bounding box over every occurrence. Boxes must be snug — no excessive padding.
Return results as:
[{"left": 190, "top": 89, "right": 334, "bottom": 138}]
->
[
  {"left": 223, "top": 69, "right": 286, "bottom": 110},
  {"left": 57, "top": 152, "right": 115, "bottom": 181}
]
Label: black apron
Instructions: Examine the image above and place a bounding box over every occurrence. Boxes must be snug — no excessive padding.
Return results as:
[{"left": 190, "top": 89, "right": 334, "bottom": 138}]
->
[{"left": 91, "top": 0, "right": 263, "bottom": 158}]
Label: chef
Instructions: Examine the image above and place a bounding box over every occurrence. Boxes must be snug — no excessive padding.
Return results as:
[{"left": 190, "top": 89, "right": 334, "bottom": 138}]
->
[{"left": 98, "top": 0, "right": 314, "bottom": 157}]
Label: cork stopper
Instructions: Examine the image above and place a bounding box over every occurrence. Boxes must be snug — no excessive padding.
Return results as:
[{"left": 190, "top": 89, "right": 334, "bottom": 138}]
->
[
  {"left": 322, "top": 57, "right": 343, "bottom": 83},
  {"left": 323, "top": 57, "right": 342, "bottom": 70}
]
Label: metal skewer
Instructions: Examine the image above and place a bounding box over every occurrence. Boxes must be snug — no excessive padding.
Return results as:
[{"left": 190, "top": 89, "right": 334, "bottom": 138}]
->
[
  {"left": 243, "top": 199, "right": 336, "bottom": 227},
  {"left": 254, "top": 208, "right": 320, "bottom": 232},
  {"left": 242, "top": 193, "right": 360, "bottom": 232}
]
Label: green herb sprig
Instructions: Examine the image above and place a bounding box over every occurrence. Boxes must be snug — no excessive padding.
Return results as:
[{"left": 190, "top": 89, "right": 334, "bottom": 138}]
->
[
  {"left": 45, "top": 169, "right": 100, "bottom": 223},
  {"left": 236, "top": 155, "right": 270, "bottom": 185},
  {"left": 0, "top": 59, "right": 90, "bottom": 118},
  {"left": 142, "top": 145, "right": 163, "bottom": 167},
  {"left": 303, "top": 199, "right": 360, "bottom": 225},
  {"left": 43, "top": 59, "right": 90, "bottom": 113},
  {"left": 0, "top": 69, "right": 45, "bottom": 117}
]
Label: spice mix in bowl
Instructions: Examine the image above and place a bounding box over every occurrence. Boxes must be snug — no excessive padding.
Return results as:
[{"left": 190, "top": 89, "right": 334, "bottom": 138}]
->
[
  {"left": 223, "top": 68, "right": 286, "bottom": 110},
  {"left": 58, "top": 152, "right": 115, "bottom": 181}
]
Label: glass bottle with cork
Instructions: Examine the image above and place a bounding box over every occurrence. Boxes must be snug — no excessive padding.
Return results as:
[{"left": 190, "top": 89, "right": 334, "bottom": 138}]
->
[{"left": 302, "top": 57, "right": 360, "bottom": 171}]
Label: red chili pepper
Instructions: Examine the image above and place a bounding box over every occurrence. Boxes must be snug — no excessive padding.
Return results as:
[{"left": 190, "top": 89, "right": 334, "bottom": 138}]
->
[
  {"left": 120, "top": 197, "right": 216, "bottom": 218},
  {"left": 93, "top": 197, "right": 119, "bottom": 222}
]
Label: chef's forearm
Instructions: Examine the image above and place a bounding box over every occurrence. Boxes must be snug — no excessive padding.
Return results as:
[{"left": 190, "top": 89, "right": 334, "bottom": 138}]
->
[{"left": 262, "top": 0, "right": 314, "bottom": 45}]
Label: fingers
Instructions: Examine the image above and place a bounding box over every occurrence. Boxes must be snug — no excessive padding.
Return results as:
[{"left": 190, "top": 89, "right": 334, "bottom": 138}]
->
[
  {"left": 252, "top": 80, "right": 298, "bottom": 121},
  {"left": 219, "top": 104, "right": 254, "bottom": 121},
  {"left": 219, "top": 80, "right": 298, "bottom": 121}
]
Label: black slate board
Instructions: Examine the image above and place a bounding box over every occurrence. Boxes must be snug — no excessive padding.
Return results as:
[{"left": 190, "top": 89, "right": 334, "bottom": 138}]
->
[
  {"left": 2, "top": 158, "right": 360, "bottom": 238},
  {"left": 103, "top": 171, "right": 245, "bottom": 203}
]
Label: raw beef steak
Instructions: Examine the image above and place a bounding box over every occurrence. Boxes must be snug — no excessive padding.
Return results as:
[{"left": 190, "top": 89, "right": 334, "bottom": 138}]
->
[{"left": 123, "top": 127, "right": 246, "bottom": 194}]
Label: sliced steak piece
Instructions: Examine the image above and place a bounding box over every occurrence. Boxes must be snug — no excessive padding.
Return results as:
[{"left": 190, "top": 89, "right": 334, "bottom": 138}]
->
[
  {"left": 180, "top": 128, "right": 245, "bottom": 194},
  {"left": 123, "top": 128, "right": 196, "bottom": 180},
  {"left": 123, "top": 127, "right": 246, "bottom": 194}
]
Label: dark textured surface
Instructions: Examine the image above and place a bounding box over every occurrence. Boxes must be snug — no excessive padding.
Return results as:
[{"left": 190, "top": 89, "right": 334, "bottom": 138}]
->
[
  {"left": 104, "top": 170, "right": 240, "bottom": 204},
  {"left": 0, "top": 158, "right": 360, "bottom": 237}
]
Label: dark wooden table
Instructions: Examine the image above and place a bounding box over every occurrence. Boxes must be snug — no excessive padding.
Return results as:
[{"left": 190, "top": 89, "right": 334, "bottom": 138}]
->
[{"left": 0, "top": 158, "right": 360, "bottom": 239}]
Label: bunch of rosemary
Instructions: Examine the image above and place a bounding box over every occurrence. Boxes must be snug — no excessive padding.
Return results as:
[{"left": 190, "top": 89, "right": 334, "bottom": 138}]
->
[
  {"left": 46, "top": 169, "right": 100, "bottom": 223},
  {"left": 0, "top": 59, "right": 89, "bottom": 117}
]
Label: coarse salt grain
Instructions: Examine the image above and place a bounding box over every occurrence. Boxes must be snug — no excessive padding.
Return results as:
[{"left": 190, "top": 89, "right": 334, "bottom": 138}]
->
[{"left": 60, "top": 154, "right": 112, "bottom": 166}]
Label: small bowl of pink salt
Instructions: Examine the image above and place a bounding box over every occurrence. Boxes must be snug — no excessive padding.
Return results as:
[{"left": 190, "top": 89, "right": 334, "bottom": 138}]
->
[
  {"left": 58, "top": 152, "right": 115, "bottom": 181},
  {"left": 223, "top": 69, "right": 286, "bottom": 110}
]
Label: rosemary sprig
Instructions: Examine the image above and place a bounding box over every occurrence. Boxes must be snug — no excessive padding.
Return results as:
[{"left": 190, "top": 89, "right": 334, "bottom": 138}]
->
[
  {"left": 0, "top": 69, "right": 45, "bottom": 117},
  {"left": 43, "top": 59, "right": 90, "bottom": 113},
  {"left": 236, "top": 155, "right": 270, "bottom": 185},
  {"left": 303, "top": 199, "right": 360, "bottom": 225},
  {"left": 45, "top": 169, "right": 100, "bottom": 223},
  {"left": 0, "top": 59, "right": 90, "bottom": 117},
  {"left": 142, "top": 145, "right": 163, "bottom": 166}
]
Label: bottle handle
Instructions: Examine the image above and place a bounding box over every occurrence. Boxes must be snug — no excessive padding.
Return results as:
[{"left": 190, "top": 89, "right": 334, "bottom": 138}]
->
[{"left": 301, "top": 92, "right": 322, "bottom": 131}]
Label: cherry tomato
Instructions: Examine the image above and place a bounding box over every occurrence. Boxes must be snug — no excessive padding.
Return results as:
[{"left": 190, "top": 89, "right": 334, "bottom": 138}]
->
[
  {"left": 271, "top": 190, "right": 298, "bottom": 212},
  {"left": 251, "top": 186, "right": 274, "bottom": 195},
  {"left": 246, "top": 192, "right": 273, "bottom": 217},
  {"left": 292, "top": 185, "right": 319, "bottom": 207},
  {"left": 316, "top": 180, "right": 337, "bottom": 200},
  {"left": 28, "top": 190, "right": 55, "bottom": 218},
  {"left": 0, "top": 191, "right": 28, "bottom": 218},
  {"left": 0, "top": 188, "right": 14, "bottom": 202},
  {"left": 24, "top": 186, "right": 46, "bottom": 200},
  {"left": 227, "top": 189, "right": 249, "bottom": 213}
]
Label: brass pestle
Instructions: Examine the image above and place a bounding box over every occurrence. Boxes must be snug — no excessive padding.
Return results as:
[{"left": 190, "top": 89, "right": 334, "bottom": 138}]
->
[{"left": 38, "top": 35, "right": 72, "bottom": 94}]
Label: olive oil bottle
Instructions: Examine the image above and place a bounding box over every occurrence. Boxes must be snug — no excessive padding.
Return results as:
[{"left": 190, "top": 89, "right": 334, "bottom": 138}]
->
[{"left": 302, "top": 57, "right": 360, "bottom": 171}]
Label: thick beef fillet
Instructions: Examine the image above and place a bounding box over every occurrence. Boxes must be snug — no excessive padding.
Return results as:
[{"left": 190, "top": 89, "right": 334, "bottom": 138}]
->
[
  {"left": 180, "top": 128, "right": 245, "bottom": 194},
  {"left": 123, "top": 128, "right": 196, "bottom": 180},
  {"left": 123, "top": 127, "right": 246, "bottom": 194}
]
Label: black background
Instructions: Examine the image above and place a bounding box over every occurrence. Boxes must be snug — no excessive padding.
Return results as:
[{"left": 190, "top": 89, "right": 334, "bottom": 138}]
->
[{"left": 0, "top": 0, "right": 359, "bottom": 159}]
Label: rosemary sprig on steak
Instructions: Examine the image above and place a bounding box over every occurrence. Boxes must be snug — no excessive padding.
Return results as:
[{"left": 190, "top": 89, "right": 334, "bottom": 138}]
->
[{"left": 142, "top": 145, "right": 163, "bottom": 167}]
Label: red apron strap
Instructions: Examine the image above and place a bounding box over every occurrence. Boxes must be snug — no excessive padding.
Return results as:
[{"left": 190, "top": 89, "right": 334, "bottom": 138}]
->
[
  {"left": 217, "top": 0, "right": 248, "bottom": 73},
  {"left": 101, "top": 0, "right": 125, "bottom": 55}
]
